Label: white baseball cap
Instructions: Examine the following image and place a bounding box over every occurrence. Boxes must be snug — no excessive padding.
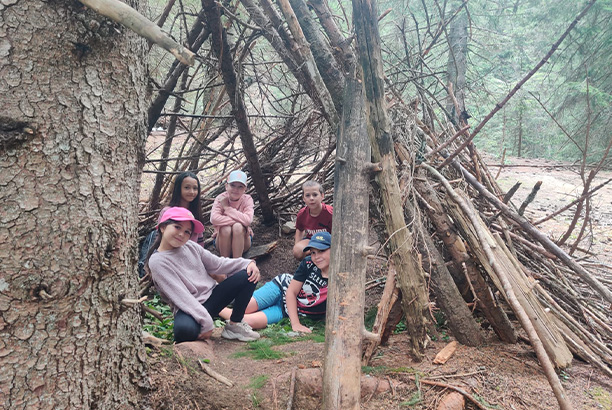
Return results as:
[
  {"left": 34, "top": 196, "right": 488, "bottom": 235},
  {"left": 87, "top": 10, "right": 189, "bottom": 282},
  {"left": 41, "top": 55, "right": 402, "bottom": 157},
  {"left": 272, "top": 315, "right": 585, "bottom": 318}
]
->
[{"left": 227, "top": 170, "right": 247, "bottom": 186}]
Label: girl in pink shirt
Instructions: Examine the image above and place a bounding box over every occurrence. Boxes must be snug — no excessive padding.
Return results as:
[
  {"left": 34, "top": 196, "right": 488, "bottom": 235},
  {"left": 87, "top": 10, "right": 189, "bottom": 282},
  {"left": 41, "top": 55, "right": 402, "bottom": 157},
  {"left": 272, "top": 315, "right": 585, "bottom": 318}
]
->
[{"left": 210, "top": 170, "right": 254, "bottom": 257}]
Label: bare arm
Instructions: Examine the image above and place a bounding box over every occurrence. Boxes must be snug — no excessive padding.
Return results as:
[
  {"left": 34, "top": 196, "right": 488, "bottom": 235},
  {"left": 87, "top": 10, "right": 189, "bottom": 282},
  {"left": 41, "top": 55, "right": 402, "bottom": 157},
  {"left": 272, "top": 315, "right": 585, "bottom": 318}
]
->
[
  {"left": 294, "top": 229, "right": 305, "bottom": 245},
  {"left": 285, "top": 279, "right": 311, "bottom": 333}
]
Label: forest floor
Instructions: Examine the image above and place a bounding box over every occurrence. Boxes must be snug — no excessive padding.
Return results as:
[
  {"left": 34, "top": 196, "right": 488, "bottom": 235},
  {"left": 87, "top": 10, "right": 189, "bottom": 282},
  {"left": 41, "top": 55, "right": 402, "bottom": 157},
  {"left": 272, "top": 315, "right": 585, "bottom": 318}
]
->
[{"left": 141, "top": 155, "right": 612, "bottom": 410}]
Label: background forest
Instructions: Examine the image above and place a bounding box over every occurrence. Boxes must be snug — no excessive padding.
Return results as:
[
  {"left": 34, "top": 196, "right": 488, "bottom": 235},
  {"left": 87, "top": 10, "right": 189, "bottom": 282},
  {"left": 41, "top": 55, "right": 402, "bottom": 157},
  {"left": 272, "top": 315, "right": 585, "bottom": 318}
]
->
[{"left": 142, "top": 0, "right": 612, "bottom": 202}]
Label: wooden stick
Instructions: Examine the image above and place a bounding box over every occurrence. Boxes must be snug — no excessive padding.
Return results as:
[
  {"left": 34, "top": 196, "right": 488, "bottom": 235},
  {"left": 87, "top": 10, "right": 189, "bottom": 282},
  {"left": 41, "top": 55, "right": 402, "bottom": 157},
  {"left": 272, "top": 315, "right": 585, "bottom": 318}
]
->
[
  {"left": 198, "top": 359, "right": 234, "bottom": 387},
  {"left": 534, "top": 177, "right": 612, "bottom": 225},
  {"left": 422, "top": 162, "right": 573, "bottom": 410},
  {"left": 362, "top": 262, "right": 398, "bottom": 365},
  {"left": 142, "top": 304, "right": 165, "bottom": 321},
  {"left": 79, "top": 0, "right": 195, "bottom": 66},
  {"left": 450, "top": 159, "right": 612, "bottom": 304},
  {"left": 518, "top": 181, "right": 542, "bottom": 216},
  {"left": 400, "top": 374, "right": 490, "bottom": 410},
  {"left": 287, "top": 367, "right": 297, "bottom": 410}
]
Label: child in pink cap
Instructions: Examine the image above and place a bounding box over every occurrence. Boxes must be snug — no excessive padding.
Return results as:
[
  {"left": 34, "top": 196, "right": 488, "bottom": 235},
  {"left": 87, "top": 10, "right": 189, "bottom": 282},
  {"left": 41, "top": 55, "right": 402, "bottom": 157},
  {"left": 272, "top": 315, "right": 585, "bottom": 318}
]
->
[{"left": 146, "top": 207, "right": 261, "bottom": 343}]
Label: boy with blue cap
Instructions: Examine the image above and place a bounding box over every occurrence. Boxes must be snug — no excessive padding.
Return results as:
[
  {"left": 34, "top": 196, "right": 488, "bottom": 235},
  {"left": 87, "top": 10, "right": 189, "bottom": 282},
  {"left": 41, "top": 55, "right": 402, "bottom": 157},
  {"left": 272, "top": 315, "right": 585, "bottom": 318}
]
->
[{"left": 220, "top": 232, "right": 331, "bottom": 333}]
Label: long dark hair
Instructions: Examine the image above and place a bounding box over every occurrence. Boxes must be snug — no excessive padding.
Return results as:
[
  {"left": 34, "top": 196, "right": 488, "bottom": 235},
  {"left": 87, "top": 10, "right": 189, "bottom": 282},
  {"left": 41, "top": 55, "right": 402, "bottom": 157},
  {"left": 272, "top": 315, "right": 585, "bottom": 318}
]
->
[
  {"left": 168, "top": 171, "right": 203, "bottom": 222},
  {"left": 144, "top": 218, "right": 194, "bottom": 274}
]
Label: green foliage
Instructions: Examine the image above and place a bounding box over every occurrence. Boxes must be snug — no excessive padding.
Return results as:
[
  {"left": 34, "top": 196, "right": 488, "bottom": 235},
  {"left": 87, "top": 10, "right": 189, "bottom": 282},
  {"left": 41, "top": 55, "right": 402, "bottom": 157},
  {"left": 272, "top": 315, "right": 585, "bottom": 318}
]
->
[
  {"left": 589, "top": 386, "right": 612, "bottom": 409},
  {"left": 143, "top": 294, "right": 174, "bottom": 341},
  {"left": 400, "top": 392, "right": 422, "bottom": 407},
  {"left": 232, "top": 318, "right": 325, "bottom": 360},
  {"left": 362, "top": 365, "right": 387, "bottom": 375},
  {"left": 394, "top": 319, "right": 407, "bottom": 334},
  {"left": 433, "top": 310, "right": 447, "bottom": 329},
  {"left": 473, "top": 394, "right": 502, "bottom": 409},
  {"left": 260, "top": 318, "right": 326, "bottom": 343},
  {"left": 250, "top": 392, "right": 262, "bottom": 408},
  {"left": 400, "top": 373, "right": 422, "bottom": 406},
  {"left": 248, "top": 374, "right": 269, "bottom": 390},
  {"left": 364, "top": 307, "right": 378, "bottom": 331},
  {"left": 231, "top": 339, "right": 285, "bottom": 360}
]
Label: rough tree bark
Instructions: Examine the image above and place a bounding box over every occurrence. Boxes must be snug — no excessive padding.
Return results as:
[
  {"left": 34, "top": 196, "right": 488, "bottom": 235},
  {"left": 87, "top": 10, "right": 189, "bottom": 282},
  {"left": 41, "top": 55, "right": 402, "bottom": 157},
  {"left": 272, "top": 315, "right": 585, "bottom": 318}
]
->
[
  {"left": 0, "top": 1, "right": 148, "bottom": 408},
  {"left": 407, "top": 202, "right": 485, "bottom": 346},
  {"left": 412, "top": 174, "right": 517, "bottom": 343},
  {"left": 322, "top": 59, "right": 370, "bottom": 410},
  {"left": 353, "top": 0, "right": 429, "bottom": 359}
]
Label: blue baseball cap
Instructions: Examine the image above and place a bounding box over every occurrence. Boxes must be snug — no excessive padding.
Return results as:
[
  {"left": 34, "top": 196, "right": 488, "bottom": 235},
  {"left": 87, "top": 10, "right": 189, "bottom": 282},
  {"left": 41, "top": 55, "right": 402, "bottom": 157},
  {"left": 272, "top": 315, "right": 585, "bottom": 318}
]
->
[{"left": 304, "top": 231, "right": 332, "bottom": 252}]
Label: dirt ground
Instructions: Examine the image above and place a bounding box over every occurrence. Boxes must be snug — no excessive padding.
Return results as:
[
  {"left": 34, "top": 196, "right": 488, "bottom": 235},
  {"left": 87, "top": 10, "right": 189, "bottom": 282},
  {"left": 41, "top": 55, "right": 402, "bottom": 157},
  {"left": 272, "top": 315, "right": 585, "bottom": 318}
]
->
[{"left": 141, "top": 155, "right": 612, "bottom": 409}]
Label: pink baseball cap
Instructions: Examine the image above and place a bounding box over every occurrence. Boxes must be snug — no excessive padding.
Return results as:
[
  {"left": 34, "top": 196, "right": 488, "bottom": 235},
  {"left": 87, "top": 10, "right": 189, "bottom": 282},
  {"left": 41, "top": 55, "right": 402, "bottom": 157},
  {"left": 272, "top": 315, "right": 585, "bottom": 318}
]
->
[{"left": 157, "top": 207, "right": 205, "bottom": 234}]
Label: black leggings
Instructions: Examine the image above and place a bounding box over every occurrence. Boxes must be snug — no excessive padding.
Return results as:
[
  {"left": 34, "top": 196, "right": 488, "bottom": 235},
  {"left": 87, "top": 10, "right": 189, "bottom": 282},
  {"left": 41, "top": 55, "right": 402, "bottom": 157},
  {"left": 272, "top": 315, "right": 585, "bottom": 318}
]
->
[{"left": 173, "top": 269, "right": 256, "bottom": 343}]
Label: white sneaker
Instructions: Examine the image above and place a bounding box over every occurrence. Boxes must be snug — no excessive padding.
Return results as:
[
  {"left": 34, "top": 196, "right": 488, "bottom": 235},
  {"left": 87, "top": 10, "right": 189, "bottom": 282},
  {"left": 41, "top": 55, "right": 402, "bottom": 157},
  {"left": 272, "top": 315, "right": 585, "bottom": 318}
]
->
[{"left": 221, "top": 320, "right": 261, "bottom": 342}]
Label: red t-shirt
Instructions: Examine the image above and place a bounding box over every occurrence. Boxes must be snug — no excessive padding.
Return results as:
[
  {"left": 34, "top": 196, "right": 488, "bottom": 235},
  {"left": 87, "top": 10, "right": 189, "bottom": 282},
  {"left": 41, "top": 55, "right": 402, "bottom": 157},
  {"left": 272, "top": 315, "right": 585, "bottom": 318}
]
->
[{"left": 295, "top": 203, "right": 333, "bottom": 239}]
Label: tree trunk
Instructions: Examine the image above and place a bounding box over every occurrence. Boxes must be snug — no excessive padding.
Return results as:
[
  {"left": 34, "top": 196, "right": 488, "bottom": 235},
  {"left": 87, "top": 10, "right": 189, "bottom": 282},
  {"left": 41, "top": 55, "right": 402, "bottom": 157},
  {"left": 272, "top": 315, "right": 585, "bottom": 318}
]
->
[
  {"left": 413, "top": 176, "right": 518, "bottom": 343},
  {"left": 322, "top": 60, "right": 370, "bottom": 410},
  {"left": 446, "top": 1, "right": 468, "bottom": 125},
  {"left": 0, "top": 1, "right": 148, "bottom": 408},
  {"left": 352, "top": 0, "right": 429, "bottom": 360},
  {"left": 202, "top": 0, "right": 275, "bottom": 223}
]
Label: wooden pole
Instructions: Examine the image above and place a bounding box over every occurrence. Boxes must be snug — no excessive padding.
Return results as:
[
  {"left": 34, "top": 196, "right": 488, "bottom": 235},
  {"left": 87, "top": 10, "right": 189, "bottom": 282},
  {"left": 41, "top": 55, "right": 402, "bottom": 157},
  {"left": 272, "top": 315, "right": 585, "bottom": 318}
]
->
[
  {"left": 322, "top": 59, "right": 370, "bottom": 409},
  {"left": 352, "top": 0, "right": 429, "bottom": 359}
]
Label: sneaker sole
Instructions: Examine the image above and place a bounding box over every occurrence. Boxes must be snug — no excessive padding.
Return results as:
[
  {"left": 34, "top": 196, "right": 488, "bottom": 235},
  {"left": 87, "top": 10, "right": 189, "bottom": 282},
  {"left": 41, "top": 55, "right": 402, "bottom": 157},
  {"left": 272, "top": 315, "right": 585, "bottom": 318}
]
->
[{"left": 221, "top": 329, "right": 259, "bottom": 342}]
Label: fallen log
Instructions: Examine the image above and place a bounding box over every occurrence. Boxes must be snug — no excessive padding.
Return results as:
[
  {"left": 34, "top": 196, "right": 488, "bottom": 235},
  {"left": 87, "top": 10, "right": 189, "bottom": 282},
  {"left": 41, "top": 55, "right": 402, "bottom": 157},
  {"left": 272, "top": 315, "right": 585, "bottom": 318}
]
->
[{"left": 243, "top": 240, "right": 278, "bottom": 259}]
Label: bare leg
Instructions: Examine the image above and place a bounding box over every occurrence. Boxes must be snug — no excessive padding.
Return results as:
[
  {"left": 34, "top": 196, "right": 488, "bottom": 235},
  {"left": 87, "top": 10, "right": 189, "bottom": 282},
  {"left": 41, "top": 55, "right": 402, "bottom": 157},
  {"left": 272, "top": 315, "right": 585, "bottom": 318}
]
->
[
  {"left": 219, "top": 297, "right": 259, "bottom": 320},
  {"left": 292, "top": 238, "right": 311, "bottom": 260},
  {"left": 243, "top": 229, "right": 252, "bottom": 253},
  {"left": 241, "top": 311, "right": 269, "bottom": 329},
  {"left": 216, "top": 225, "right": 232, "bottom": 257},
  {"left": 231, "top": 223, "right": 246, "bottom": 257}
]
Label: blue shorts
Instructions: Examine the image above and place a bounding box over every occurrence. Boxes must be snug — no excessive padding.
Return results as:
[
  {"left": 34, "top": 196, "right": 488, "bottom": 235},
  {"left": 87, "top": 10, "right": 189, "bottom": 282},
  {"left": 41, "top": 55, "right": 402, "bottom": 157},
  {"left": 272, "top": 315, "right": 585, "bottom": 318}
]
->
[{"left": 253, "top": 281, "right": 285, "bottom": 325}]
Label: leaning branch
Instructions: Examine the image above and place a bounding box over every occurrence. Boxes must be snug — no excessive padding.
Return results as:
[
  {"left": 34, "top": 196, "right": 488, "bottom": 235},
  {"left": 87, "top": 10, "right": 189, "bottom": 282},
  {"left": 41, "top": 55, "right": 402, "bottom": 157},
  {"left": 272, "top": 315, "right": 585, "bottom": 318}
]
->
[
  {"left": 449, "top": 159, "right": 612, "bottom": 304},
  {"left": 422, "top": 162, "right": 572, "bottom": 410},
  {"left": 80, "top": 0, "right": 195, "bottom": 66}
]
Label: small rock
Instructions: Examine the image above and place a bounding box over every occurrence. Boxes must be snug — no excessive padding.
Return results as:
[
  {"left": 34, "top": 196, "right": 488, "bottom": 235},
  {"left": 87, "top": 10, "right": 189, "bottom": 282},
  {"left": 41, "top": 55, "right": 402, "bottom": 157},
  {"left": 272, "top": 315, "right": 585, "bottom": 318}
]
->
[{"left": 282, "top": 221, "right": 296, "bottom": 234}]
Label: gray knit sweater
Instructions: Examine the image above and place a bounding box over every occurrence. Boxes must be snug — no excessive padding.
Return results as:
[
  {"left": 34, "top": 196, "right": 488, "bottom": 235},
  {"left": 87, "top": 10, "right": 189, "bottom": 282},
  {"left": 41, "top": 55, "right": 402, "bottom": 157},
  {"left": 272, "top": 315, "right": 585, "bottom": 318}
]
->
[{"left": 149, "top": 240, "right": 251, "bottom": 333}]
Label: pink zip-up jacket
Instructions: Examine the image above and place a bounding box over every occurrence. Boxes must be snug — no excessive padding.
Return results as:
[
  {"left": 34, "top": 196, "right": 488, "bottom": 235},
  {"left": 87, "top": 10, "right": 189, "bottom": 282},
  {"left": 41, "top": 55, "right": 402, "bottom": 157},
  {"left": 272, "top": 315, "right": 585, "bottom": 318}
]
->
[{"left": 210, "top": 192, "right": 254, "bottom": 238}]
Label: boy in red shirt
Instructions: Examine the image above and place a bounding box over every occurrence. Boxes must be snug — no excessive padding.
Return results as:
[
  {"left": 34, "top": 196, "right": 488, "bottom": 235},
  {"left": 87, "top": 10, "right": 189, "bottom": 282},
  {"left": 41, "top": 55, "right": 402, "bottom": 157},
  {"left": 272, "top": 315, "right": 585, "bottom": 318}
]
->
[{"left": 293, "top": 180, "right": 333, "bottom": 260}]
